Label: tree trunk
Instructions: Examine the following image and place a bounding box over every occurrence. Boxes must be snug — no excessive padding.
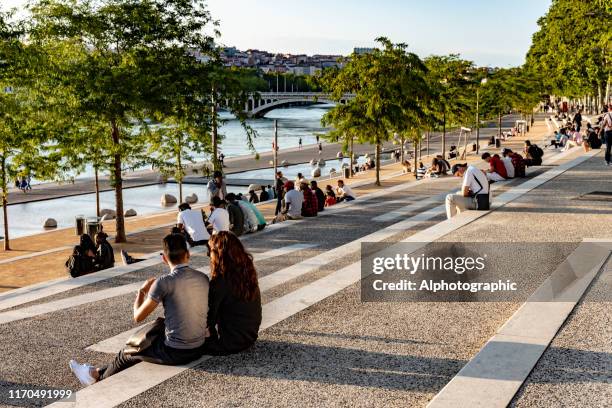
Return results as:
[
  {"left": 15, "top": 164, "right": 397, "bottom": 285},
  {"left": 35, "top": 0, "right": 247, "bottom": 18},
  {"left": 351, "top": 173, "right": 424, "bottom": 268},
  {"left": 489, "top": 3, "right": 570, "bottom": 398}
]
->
[
  {"left": 375, "top": 138, "right": 381, "bottom": 186},
  {"left": 211, "top": 86, "right": 219, "bottom": 171},
  {"left": 400, "top": 136, "right": 405, "bottom": 163},
  {"left": 177, "top": 132, "right": 183, "bottom": 203},
  {"left": 349, "top": 136, "right": 354, "bottom": 177},
  {"left": 442, "top": 110, "right": 446, "bottom": 159},
  {"left": 498, "top": 112, "right": 502, "bottom": 140},
  {"left": 412, "top": 140, "right": 418, "bottom": 176},
  {"left": 426, "top": 131, "right": 430, "bottom": 158},
  {"left": 1, "top": 153, "right": 9, "bottom": 251},
  {"left": 94, "top": 166, "right": 100, "bottom": 217},
  {"left": 111, "top": 120, "right": 126, "bottom": 243}
]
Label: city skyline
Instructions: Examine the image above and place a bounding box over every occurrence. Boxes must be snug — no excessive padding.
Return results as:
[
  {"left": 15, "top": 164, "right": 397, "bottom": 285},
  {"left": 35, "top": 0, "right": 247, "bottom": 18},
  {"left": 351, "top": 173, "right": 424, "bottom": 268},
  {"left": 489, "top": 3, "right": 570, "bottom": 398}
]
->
[{"left": 2, "top": 0, "right": 552, "bottom": 67}]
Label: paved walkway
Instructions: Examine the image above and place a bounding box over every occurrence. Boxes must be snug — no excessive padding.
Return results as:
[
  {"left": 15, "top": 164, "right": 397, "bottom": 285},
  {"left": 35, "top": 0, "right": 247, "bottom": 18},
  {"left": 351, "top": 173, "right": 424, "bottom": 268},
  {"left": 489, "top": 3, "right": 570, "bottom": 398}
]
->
[
  {"left": 1, "top": 115, "right": 608, "bottom": 408},
  {"left": 0, "top": 115, "right": 542, "bottom": 292}
]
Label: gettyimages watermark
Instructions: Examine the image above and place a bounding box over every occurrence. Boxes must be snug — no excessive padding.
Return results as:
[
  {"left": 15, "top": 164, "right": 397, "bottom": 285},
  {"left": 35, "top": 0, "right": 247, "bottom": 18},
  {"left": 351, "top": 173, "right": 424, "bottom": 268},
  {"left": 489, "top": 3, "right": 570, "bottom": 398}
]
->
[{"left": 360, "top": 242, "right": 608, "bottom": 302}]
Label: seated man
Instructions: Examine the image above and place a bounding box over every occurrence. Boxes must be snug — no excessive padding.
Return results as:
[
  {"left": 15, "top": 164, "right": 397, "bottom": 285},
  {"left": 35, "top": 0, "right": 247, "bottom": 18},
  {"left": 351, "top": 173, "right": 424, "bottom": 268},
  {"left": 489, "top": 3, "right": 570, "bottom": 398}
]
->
[
  {"left": 273, "top": 181, "right": 303, "bottom": 222},
  {"left": 69, "top": 234, "right": 209, "bottom": 385},
  {"left": 336, "top": 179, "right": 356, "bottom": 202},
  {"left": 481, "top": 152, "right": 508, "bottom": 182},
  {"left": 310, "top": 180, "right": 325, "bottom": 212},
  {"left": 500, "top": 152, "right": 515, "bottom": 179},
  {"left": 445, "top": 163, "right": 490, "bottom": 219},
  {"left": 208, "top": 197, "right": 230, "bottom": 234},
  {"left": 177, "top": 203, "right": 210, "bottom": 247},
  {"left": 523, "top": 140, "right": 543, "bottom": 166},
  {"left": 94, "top": 232, "right": 115, "bottom": 271},
  {"left": 239, "top": 199, "right": 267, "bottom": 231},
  {"left": 225, "top": 193, "right": 245, "bottom": 236}
]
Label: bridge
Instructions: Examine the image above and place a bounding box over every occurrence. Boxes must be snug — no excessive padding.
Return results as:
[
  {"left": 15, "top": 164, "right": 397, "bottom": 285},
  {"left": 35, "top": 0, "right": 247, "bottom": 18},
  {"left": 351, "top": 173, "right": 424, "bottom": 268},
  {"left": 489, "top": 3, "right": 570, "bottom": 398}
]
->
[{"left": 241, "top": 92, "right": 355, "bottom": 118}]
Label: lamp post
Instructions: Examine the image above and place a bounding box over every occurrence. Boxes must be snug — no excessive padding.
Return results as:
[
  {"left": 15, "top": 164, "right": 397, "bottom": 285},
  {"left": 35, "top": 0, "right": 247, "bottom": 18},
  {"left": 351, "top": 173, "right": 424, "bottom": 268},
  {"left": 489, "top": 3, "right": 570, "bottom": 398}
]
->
[{"left": 476, "top": 77, "right": 488, "bottom": 154}]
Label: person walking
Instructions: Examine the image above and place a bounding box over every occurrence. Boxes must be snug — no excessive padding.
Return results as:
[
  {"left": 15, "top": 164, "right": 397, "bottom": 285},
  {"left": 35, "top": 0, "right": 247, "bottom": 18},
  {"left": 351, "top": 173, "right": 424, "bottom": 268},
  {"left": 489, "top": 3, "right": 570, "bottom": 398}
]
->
[
  {"left": 298, "top": 138, "right": 302, "bottom": 150},
  {"left": 318, "top": 143, "right": 323, "bottom": 154},
  {"left": 600, "top": 105, "right": 612, "bottom": 166}
]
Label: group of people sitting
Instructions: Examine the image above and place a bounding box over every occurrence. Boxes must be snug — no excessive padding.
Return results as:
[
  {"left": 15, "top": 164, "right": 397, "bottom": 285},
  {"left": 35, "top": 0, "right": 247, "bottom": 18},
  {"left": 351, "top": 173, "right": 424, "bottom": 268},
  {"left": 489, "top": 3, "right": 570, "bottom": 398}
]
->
[
  {"left": 69, "top": 231, "right": 262, "bottom": 386},
  {"left": 273, "top": 171, "right": 356, "bottom": 222},
  {"left": 550, "top": 123, "right": 602, "bottom": 151},
  {"left": 65, "top": 232, "right": 115, "bottom": 278}
]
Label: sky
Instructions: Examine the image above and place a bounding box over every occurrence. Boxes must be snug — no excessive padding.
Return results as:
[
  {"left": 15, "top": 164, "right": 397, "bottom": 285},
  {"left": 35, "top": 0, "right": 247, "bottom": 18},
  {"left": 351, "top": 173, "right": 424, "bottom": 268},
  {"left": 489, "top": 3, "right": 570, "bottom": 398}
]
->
[{"left": 2, "top": 0, "right": 552, "bottom": 67}]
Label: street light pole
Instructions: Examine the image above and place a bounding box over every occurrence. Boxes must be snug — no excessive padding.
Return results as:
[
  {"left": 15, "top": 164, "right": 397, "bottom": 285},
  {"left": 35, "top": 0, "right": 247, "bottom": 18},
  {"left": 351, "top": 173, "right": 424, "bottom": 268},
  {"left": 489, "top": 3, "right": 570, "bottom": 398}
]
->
[
  {"left": 476, "top": 88, "right": 480, "bottom": 154},
  {"left": 273, "top": 119, "right": 278, "bottom": 177}
]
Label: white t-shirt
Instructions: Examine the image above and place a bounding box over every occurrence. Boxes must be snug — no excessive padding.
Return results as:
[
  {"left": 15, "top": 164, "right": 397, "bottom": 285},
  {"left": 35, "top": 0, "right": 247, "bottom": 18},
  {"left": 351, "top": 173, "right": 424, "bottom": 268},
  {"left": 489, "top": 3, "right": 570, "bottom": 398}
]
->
[
  {"left": 501, "top": 157, "right": 515, "bottom": 178},
  {"left": 462, "top": 166, "right": 489, "bottom": 195},
  {"left": 208, "top": 207, "right": 230, "bottom": 234},
  {"left": 338, "top": 184, "right": 355, "bottom": 198},
  {"left": 177, "top": 209, "right": 210, "bottom": 242},
  {"left": 284, "top": 189, "right": 303, "bottom": 217}
]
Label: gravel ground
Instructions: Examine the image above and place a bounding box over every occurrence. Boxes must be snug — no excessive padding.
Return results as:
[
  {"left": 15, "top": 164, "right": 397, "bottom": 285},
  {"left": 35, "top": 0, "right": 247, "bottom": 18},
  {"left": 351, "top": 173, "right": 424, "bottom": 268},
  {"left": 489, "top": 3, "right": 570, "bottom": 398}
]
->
[
  {"left": 509, "top": 253, "right": 612, "bottom": 408},
  {"left": 1, "top": 149, "right": 609, "bottom": 408}
]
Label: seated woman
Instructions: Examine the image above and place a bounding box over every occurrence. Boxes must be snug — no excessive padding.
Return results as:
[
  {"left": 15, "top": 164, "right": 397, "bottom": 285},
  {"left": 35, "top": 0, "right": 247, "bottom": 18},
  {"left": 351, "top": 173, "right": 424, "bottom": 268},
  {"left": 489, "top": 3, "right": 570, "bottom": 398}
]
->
[
  {"left": 65, "top": 245, "right": 95, "bottom": 278},
  {"left": 416, "top": 162, "right": 427, "bottom": 180},
  {"left": 402, "top": 160, "right": 411, "bottom": 174},
  {"left": 203, "top": 232, "right": 262, "bottom": 355}
]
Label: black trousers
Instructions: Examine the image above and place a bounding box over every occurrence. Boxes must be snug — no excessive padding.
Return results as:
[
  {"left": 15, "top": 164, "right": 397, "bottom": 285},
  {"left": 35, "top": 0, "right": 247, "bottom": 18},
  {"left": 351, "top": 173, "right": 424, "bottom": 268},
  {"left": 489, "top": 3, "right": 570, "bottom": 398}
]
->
[
  {"left": 605, "top": 131, "right": 612, "bottom": 164},
  {"left": 275, "top": 196, "right": 283, "bottom": 215},
  {"left": 99, "top": 336, "right": 202, "bottom": 380}
]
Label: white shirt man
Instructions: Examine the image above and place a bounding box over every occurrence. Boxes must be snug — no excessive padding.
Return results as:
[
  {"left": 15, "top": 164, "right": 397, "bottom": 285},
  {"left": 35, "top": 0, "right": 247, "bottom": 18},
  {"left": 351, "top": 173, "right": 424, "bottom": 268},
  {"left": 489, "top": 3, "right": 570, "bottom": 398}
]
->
[
  {"left": 177, "top": 207, "right": 210, "bottom": 243},
  {"left": 336, "top": 181, "right": 356, "bottom": 201},
  {"left": 207, "top": 207, "right": 230, "bottom": 234},
  {"left": 501, "top": 156, "right": 515, "bottom": 178},
  {"left": 284, "top": 188, "right": 303, "bottom": 218},
  {"left": 446, "top": 164, "right": 489, "bottom": 219}
]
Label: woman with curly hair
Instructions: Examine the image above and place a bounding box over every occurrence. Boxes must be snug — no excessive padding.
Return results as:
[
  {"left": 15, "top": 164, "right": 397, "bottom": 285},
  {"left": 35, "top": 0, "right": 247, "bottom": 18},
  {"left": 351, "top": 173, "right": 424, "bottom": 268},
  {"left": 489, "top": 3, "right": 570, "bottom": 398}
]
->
[{"left": 204, "top": 231, "right": 262, "bottom": 355}]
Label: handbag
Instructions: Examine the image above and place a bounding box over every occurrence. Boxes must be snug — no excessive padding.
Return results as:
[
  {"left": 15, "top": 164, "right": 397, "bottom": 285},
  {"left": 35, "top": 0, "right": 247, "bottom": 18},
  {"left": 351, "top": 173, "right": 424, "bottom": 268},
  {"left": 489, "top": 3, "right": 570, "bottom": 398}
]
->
[
  {"left": 472, "top": 170, "right": 490, "bottom": 211},
  {"left": 124, "top": 317, "right": 165, "bottom": 355}
]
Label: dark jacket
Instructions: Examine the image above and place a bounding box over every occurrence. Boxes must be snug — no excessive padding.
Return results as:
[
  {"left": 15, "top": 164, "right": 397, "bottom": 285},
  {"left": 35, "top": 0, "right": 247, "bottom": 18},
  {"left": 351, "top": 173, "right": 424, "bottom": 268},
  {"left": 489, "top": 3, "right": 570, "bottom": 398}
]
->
[
  {"left": 66, "top": 246, "right": 95, "bottom": 278},
  {"left": 313, "top": 187, "right": 325, "bottom": 212},
  {"left": 95, "top": 241, "right": 115, "bottom": 271},
  {"left": 227, "top": 202, "right": 245, "bottom": 236},
  {"left": 259, "top": 190, "right": 270, "bottom": 202},
  {"left": 204, "top": 275, "right": 262, "bottom": 355}
]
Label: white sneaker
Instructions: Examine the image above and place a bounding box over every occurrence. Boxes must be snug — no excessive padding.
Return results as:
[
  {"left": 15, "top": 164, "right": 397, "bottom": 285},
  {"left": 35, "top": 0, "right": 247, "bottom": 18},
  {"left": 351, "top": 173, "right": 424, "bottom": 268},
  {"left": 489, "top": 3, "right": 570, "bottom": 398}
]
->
[{"left": 69, "top": 359, "right": 96, "bottom": 386}]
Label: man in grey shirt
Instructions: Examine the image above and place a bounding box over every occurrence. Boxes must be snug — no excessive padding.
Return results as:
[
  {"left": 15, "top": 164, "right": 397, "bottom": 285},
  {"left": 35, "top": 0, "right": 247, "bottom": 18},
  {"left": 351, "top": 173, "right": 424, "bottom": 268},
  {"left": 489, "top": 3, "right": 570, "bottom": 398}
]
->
[
  {"left": 282, "top": 181, "right": 303, "bottom": 219},
  {"left": 68, "top": 234, "right": 209, "bottom": 385}
]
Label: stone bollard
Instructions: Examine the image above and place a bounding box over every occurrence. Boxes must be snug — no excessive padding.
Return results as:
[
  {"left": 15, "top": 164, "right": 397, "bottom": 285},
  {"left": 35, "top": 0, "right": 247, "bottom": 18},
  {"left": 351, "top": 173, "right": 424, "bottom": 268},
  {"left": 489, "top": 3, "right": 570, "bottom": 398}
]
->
[
  {"left": 161, "top": 194, "right": 177, "bottom": 206},
  {"left": 311, "top": 167, "right": 321, "bottom": 178},
  {"left": 43, "top": 218, "right": 57, "bottom": 229},
  {"left": 100, "top": 208, "right": 117, "bottom": 220},
  {"left": 185, "top": 193, "right": 198, "bottom": 204},
  {"left": 125, "top": 209, "right": 137, "bottom": 217}
]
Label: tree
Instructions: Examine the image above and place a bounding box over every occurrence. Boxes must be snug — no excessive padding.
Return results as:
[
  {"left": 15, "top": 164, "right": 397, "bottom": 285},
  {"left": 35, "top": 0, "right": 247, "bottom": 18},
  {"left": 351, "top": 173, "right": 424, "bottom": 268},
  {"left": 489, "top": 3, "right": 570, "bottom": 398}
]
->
[
  {"left": 322, "top": 38, "right": 430, "bottom": 185},
  {"left": 30, "top": 0, "right": 218, "bottom": 242},
  {"left": 424, "top": 55, "right": 474, "bottom": 158},
  {"left": 525, "top": 0, "right": 610, "bottom": 110}
]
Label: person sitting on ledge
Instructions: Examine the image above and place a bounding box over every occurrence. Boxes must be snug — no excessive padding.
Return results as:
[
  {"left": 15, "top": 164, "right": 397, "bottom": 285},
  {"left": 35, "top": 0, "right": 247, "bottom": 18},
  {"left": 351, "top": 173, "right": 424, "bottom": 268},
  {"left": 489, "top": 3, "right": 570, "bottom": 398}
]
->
[
  {"left": 259, "top": 185, "right": 270, "bottom": 202},
  {"left": 208, "top": 197, "right": 230, "bottom": 235},
  {"left": 481, "top": 152, "right": 508, "bottom": 182},
  {"left": 248, "top": 189, "right": 259, "bottom": 204},
  {"left": 273, "top": 181, "right": 303, "bottom": 223},
  {"left": 225, "top": 193, "right": 245, "bottom": 237},
  {"left": 94, "top": 232, "right": 115, "bottom": 271},
  {"left": 177, "top": 202, "right": 210, "bottom": 248},
  {"left": 310, "top": 180, "right": 325, "bottom": 212},
  {"left": 445, "top": 163, "right": 490, "bottom": 219},
  {"left": 335, "top": 179, "right": 355, "bottom": 202},
  {"left": 65, "top": 245, "right": 95, "bottom": 278},
  {"left": 202, "top": 232, "right": 262, "bottom": 355},
  {"left": 300, "top": 181, "right": 318, "bottom": 217},
  {"left": 69, "top": 234, "right": 209, "bottom": 385}
]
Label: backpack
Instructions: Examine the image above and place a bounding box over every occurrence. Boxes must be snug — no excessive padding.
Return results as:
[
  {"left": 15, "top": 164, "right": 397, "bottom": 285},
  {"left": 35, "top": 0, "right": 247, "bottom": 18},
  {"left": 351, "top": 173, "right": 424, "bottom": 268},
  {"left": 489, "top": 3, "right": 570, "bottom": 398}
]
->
[
  {"left": 532, "top": 145, "right": 544, "bottom": 159},
  {"left": 510, "top": 153, "right": 526, "bottom": 178},
  {"left": 66, "top": 255, "right": 84, "bottom": 278}
]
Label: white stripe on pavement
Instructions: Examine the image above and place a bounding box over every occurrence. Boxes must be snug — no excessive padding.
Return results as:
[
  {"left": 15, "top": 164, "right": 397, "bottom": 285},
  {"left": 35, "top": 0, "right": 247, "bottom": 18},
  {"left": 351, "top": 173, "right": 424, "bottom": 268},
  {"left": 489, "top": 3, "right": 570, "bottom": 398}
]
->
[
  {"left": 0, "top": 244, "right": 316, "bottom": 325},
  {"left": 52, "top": 149, "right": 596, "bottom": 408}
]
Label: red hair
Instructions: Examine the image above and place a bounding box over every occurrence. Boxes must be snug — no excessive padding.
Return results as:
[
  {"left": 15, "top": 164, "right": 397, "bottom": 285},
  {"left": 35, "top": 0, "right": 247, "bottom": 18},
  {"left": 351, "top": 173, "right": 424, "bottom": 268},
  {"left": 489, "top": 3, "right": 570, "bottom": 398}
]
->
[{"left": 209, "top": 232, "right": 259, "bottom": 301}]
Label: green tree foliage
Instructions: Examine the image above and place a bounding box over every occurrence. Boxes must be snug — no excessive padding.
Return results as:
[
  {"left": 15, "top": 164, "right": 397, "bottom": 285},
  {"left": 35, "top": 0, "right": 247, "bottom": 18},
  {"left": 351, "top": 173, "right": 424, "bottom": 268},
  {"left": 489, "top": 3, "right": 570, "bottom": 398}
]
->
[
  {"left": 525, "top": 0, "right": 610, "bottom": 105},
  {"left": 29, "top": 0, "right": 218, "bottom": 242},
  {"left": 424, "top": 55, "right": 474, "bottom": 157},
  {"left": 321, "top": 37, "right": 430, "bottom": 185}
]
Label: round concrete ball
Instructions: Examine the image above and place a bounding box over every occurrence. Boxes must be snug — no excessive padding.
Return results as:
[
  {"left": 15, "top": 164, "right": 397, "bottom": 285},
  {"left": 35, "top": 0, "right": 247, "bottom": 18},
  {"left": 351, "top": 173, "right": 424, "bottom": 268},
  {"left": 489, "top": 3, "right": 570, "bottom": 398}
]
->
[
  {"left": 281, "top": 160, "right": 289, "bottom": 167},
  {"left": 43, "top": 218, "right": 57, "bottom": 228},
  {"left": 125, "top": 208, "right": 137, "bottom": 217},
  {"left": 161, "top": 194, "right": 177, "bottom": 206},
  {"left": 317, "top": 158, "right": 326, "bottom": 167},
  {"left": 311, "top": 167, "right": 321, "bottom": 178},
  {"left": 100, "top": 208, "right": 116, "bottom": 219},
  {"left": 185, "top": 193, "right": 198, "bottom": 204}
]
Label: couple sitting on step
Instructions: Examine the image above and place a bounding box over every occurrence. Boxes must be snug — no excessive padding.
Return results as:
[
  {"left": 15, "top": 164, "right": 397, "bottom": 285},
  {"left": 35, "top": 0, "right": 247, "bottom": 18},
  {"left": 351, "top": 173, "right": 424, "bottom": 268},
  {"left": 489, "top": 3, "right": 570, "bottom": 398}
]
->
[{"left": 69, "top": 232, "right": 262, "bottom": 386}]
